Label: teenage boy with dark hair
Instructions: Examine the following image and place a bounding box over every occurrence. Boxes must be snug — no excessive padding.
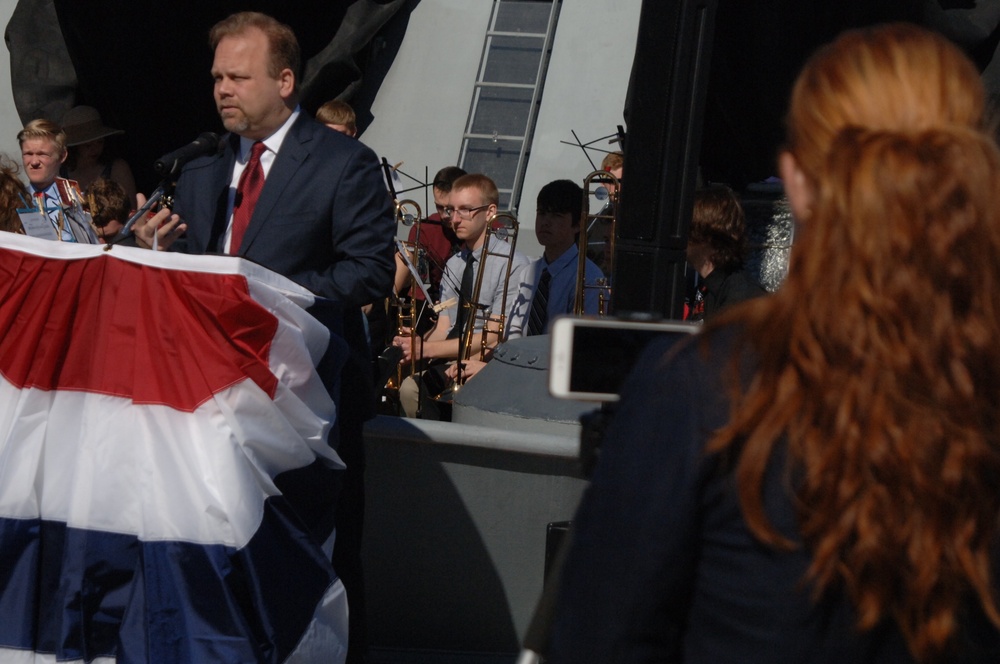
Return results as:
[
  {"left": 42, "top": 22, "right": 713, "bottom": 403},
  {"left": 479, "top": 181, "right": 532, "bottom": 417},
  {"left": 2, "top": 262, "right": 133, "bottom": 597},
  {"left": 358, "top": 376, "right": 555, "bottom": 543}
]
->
[{"left": 508, "top": 179, "right": 606, "bottom": 338}]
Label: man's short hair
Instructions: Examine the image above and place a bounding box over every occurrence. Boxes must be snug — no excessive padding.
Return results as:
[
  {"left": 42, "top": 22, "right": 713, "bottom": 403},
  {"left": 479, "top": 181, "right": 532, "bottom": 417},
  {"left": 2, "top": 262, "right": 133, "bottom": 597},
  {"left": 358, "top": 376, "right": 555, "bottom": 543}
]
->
[
  {"left": 316, "top": 99, "right": 356, "bottom": 133},
  {"left": 432, "top": 166, "right": 467, "bottom": 194},
  {"left": 87, "top": 177, "right": 129, "bottom": 229},
  {"left": 451, "top": 173, "right": 499, "bottom": 206},
  {"left": 17, "top": 119, "right": 67, "bottom": 153},
  {"left": 689, "top": 184, "right": 747, "bottom": 272},
  {"left": 536, "top": 179, "right": 583, "bottom": 227},
  {"left": 209, "top": 12, "right": 301, "bottom": 82},
  {"left": 601, "top": 151, "right": 623, "bottom": 172}
]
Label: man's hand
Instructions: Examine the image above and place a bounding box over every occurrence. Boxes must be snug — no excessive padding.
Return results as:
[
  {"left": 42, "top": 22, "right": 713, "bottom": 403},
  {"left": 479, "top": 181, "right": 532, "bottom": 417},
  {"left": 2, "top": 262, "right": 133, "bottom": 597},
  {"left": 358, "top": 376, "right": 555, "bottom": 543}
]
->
[
  {"left": 392, "top": 327, "right": 421, "bottom": 363},
  {"left": 445, "top": 359, "right": 487, "bottom": 382},
  {"left": 132, "top": 193, "right": 186, "bottom": 250}
]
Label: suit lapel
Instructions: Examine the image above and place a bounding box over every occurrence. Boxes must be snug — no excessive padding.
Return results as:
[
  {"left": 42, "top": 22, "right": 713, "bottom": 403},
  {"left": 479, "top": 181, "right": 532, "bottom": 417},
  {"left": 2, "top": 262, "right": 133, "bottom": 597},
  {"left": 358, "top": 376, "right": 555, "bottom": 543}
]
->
[{"left": 237, "top": 115, "right": 314, "bottom": 255}]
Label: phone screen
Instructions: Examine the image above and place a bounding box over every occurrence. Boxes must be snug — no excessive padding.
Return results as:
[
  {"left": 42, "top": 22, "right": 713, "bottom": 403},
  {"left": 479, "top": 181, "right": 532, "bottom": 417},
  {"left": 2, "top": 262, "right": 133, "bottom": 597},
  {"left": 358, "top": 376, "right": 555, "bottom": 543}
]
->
[{"left": 550, "top": 318, "right": 697, "bottom": 401}]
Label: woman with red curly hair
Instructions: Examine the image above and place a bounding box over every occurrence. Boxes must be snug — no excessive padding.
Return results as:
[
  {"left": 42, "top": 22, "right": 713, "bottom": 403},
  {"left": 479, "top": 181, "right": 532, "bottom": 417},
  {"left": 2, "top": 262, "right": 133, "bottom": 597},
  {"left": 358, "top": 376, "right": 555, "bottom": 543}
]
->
[
  {"left": 0, "top": 155, "right": 29, "bottom": 234},
  {"left": 549, "top": 24, "right": 1000, "bottom": 663}
]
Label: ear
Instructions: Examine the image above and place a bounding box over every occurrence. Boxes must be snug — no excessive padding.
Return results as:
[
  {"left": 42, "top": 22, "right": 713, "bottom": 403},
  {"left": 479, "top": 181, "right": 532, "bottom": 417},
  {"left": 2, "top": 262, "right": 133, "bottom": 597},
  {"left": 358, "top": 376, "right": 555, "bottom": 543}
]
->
[
  {"left": 779, "top": 151, "right": 813, "bottom": 222},
  {"left": 58, "top": 149, "right": 68, "bottom": 165},
  {"left": 277, "top": 68, "right": 296, "bottom": 100}
]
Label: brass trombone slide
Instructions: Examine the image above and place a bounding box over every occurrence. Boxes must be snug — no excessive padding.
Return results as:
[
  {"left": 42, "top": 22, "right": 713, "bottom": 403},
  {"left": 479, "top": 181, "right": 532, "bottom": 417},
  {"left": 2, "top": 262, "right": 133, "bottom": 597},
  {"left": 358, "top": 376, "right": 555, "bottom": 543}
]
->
[
  {"left": 451, "top": 211, "right": 520, "bottom": 390},
  {"left": 387, "top": 199, "right": 425, "bottom": 392},
  {"left": 574, "top": 170, "right": 619, "bottom": 316}
]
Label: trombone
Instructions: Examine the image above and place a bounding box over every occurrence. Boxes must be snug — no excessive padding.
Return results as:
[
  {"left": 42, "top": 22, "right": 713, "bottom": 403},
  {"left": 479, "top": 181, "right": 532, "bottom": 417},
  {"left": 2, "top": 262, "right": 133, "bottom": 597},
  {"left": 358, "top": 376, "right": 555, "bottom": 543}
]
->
[
  {"left": 450, "top": 211, "right": 520, "bottom": 391},
  {"left": 574, "top": 170, "right": 619, "bottom": 316},
  {"left": 395, "top": 197, "right": 422, "bottom": 231},
  {"left": 386, "top": 199, "right": 425, "bottom": 392}
]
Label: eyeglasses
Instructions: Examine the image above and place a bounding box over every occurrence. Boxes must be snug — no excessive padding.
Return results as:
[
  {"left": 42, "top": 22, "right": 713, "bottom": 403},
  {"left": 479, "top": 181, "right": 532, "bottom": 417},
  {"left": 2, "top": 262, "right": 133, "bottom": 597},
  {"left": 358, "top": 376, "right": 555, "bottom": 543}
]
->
[{"left": 443, "top": 204, "right": 490, "bottom": 220}]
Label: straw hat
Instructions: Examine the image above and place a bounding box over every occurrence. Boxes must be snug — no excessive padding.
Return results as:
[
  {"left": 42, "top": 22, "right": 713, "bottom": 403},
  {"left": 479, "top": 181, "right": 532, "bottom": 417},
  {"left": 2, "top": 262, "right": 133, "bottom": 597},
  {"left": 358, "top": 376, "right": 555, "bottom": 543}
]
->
[{"left": 61, "top": 106, "right": 124, "bottom": 147}]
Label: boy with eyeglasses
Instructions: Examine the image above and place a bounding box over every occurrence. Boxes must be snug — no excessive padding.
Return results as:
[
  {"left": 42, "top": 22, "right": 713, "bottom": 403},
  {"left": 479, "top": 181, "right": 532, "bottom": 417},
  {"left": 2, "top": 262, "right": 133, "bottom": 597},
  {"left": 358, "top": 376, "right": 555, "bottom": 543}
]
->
[{"left": 393, "top": 173, "right": 529, "bottom": 419}]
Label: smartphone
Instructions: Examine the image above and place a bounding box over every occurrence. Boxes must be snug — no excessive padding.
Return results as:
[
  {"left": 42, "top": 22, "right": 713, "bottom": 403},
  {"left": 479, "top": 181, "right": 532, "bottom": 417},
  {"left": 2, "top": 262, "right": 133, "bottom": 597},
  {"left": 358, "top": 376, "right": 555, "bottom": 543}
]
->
[{"left": 549, "top": 316, "right": 698, "bottom": 402}]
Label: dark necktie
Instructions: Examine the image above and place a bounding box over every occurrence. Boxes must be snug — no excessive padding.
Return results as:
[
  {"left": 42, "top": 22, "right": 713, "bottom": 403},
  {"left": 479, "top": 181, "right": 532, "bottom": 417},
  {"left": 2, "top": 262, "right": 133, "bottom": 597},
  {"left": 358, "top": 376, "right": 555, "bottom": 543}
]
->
[
  {"left": 230, "top": 141, "right": 266, "bottom": 254},
  {"left": 526, "top": 268, "right": 551, "bottom": 336},
  {"left": 448, "top": 251, "right": 476, "bottom": 339}
]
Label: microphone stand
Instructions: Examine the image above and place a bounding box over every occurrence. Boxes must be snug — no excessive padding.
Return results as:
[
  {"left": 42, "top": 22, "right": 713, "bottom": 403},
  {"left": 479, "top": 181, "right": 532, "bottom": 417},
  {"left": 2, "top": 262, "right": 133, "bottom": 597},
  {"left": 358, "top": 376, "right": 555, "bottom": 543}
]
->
[{"left": 102, "top": 179, "right": 172, "bottom": 250}]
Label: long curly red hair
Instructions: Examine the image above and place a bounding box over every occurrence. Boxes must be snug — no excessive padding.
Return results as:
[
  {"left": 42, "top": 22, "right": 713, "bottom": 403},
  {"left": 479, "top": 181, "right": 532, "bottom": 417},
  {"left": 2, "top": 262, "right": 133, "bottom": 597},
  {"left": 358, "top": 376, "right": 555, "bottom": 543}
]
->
[
  {"left": 708, "top": 25, "right": 1000, "bottom": 661},
  {"left": 0, "top": 155, "right": 28, "bottom": 234}
]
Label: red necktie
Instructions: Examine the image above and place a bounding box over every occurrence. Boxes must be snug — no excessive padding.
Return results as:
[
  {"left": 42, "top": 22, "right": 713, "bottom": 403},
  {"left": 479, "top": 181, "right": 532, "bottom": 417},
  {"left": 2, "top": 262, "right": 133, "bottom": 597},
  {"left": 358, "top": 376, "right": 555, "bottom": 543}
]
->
[{"left": 230, "top": 141, "right": 266, "bottom": 254}]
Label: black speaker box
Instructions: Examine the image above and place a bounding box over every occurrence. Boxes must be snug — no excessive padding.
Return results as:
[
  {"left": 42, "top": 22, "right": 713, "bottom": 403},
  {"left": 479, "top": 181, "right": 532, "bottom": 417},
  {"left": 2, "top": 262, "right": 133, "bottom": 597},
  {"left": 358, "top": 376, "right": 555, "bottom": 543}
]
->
[{"left": 613, "top": 0, "right": 718, "bottom": 318}]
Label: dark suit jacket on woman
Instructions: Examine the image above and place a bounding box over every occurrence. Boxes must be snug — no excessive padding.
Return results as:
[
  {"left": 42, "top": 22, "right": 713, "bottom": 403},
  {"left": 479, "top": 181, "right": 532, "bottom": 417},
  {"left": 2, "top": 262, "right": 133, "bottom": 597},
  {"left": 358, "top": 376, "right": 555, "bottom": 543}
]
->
[{"left": 548, "top": 327, "right": 1000, "bottom": 663}]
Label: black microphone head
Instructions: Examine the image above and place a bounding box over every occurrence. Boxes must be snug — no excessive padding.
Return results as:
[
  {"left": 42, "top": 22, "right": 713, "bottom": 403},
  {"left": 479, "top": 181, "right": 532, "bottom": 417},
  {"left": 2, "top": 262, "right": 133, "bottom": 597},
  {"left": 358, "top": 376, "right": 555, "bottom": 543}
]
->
[{"left": 154, "top": 132, "right": 224, "bottom": 178}]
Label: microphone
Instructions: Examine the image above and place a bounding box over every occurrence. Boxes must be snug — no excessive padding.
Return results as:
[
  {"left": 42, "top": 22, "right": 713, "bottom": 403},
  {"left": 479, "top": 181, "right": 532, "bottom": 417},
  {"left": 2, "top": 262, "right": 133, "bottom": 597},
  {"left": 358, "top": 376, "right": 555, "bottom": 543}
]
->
[
  {"left": 594, "top": 185, "right": 609, "bottom": 201},
  {"left": 154, "top": 133, "right": 223, "bottom": 177}
]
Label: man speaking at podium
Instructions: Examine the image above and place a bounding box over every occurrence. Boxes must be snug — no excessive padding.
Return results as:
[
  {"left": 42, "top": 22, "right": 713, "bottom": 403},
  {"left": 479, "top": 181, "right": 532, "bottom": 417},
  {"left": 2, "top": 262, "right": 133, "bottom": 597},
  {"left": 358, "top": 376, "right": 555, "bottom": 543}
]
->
[{"left": 134, "top": 11, "right": 395, "bottom": 662}]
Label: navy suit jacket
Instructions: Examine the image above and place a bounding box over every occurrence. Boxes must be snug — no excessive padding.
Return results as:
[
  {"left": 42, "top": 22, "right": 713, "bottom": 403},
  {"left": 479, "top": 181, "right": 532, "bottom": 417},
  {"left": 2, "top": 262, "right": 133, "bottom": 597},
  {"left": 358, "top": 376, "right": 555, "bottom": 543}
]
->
[
  {"left": 170, "top": 113, "right": 394, "bottom": 307},
  {"left": 170, "top": 113, "right": 395, "bottom": 419}
]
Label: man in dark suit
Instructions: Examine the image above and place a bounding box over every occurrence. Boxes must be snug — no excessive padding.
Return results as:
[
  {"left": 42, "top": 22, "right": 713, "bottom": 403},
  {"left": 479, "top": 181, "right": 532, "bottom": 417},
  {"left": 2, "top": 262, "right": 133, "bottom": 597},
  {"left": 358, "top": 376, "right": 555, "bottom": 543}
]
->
[
  {"left": 135, "top": 11, "right": 394, "bottom": 663},
  {"left": 142, "top": 13, "right": 392, "bottom": 304}
]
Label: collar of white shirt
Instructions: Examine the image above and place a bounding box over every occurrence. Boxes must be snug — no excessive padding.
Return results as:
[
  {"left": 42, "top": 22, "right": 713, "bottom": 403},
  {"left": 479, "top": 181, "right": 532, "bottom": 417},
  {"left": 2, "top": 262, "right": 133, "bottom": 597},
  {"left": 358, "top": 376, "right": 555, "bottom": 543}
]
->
[
  {"left": 223, "top": 107, "right": 301, "bottom": 252},
  {"left": 237, "top": 106, "right": 301, "bottom": 178}
]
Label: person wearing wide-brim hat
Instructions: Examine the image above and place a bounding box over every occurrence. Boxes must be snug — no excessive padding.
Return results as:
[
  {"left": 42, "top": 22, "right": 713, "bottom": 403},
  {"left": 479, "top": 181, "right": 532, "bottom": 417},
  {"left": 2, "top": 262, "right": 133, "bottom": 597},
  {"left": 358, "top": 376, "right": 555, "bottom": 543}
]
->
[
  {"left": 59, "top": 105, "right": 136, "bottom": 206},
  {"left": 62, "top": 105, "right": 124, "bottom": 147}
]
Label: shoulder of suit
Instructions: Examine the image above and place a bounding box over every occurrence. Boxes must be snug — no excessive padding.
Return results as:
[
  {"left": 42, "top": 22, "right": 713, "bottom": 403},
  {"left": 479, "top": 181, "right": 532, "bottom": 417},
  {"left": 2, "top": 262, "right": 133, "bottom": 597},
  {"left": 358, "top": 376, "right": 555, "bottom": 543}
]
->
[
  {"left": 177, "top": 135, "right": 233, "bottom": 174},
  {"left": 299, "top": 115, "right": 352, "bottom": 143},
  {"left": 182, "top": 153, "right": 226, "bottom": 175}
]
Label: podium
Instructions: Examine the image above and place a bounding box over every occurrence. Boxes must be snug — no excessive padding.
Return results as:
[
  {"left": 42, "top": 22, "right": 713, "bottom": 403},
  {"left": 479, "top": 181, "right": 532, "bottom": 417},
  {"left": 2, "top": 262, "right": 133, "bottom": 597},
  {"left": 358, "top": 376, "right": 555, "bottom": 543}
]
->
[{"left": 0, "top": 234, "right": 349, "bottom": 663}]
